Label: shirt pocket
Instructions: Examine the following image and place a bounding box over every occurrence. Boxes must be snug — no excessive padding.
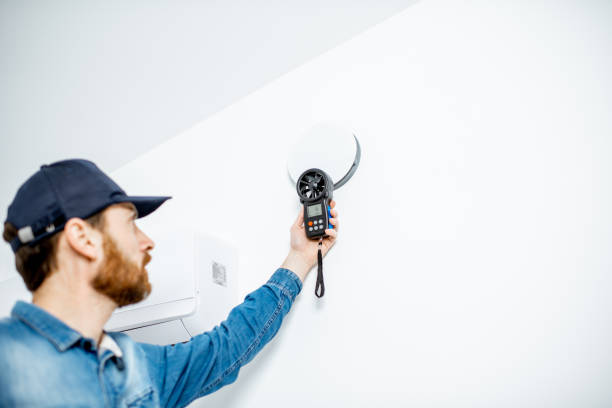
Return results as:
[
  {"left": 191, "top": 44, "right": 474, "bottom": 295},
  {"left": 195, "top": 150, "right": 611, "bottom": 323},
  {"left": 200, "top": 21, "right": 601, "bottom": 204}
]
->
[{"left": 125, "top": 386, "right": 156, "bottom": 407}]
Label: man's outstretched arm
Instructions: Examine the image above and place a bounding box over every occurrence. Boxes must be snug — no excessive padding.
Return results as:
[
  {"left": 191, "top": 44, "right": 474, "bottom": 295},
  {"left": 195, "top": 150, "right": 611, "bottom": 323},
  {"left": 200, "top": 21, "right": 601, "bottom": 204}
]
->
[
  {"left": 139, "top": 266, "right": 302, "bottom": 407},
  {"left": 139, "top": 201, "right": 338, "bottom": 407}
]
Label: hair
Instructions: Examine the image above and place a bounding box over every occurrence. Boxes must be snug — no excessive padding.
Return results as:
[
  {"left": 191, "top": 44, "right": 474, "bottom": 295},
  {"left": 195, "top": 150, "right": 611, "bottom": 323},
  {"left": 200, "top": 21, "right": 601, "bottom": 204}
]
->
[{"left": 2, "top": 212, "right": 106, "bottom": 291}]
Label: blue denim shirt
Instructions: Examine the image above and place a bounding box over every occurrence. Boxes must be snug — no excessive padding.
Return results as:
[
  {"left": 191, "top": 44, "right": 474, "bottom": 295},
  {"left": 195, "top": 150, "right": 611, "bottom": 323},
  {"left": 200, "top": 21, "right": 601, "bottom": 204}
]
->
[{"left": 0, "top": 268, "right": 302, "bottom": 407}]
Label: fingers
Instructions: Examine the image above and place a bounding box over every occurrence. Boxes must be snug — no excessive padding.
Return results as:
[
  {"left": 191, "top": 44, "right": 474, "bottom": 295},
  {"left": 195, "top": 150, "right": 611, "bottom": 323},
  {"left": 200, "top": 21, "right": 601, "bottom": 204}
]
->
[
  {"left": 329, "top": 200, "right": 338, "bottom": 218},
  {"left": 326, "top": 200, "right": 338, "bottom": 237},
  {"left": 329, "top": 205, "right": 338, "bottom": 231},
  {"left": 325, "top": 228, "right": 337, "bottom": 239},
  {"left": 329, "top": 217, "right": 338, "bottom": 230}
]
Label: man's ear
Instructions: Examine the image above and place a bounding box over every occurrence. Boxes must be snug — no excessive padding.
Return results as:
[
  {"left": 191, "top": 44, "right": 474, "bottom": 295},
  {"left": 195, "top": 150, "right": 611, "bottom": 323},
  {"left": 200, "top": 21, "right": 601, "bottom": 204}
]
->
[{"left": 63, "top": 218, "right": 102, "bottom": 261}]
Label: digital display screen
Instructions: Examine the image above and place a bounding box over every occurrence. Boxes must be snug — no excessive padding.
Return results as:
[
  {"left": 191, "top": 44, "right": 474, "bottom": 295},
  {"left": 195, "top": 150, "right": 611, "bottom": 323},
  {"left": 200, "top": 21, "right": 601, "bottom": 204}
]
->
[{"left": 307, "top": 203, "right": 323, "bottom": 217}]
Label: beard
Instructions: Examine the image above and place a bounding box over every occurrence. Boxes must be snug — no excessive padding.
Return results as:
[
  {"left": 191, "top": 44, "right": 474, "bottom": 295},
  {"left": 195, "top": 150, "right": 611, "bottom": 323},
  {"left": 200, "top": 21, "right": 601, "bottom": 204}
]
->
[{"left": 91, "top": 232, "right": 152, "bottom": 307}]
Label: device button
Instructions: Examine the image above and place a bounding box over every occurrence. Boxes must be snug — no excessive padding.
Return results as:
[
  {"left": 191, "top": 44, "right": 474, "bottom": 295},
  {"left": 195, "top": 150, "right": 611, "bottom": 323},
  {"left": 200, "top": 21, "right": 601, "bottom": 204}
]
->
[
  {"left": 308, "top": 221, "right": 313, "bottom": 226},
  {"left": 314, "top": 226, "right": 318, "bottom": 230},
  {"left": 308, "top": 227, "right": 313, "bottom": 231}
]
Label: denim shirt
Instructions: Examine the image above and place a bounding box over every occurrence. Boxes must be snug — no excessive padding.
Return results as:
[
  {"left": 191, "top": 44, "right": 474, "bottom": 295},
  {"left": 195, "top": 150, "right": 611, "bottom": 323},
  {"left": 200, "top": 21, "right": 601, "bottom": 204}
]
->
[{"left": 0, "top": 268, "right": 302, "bottom": 407}]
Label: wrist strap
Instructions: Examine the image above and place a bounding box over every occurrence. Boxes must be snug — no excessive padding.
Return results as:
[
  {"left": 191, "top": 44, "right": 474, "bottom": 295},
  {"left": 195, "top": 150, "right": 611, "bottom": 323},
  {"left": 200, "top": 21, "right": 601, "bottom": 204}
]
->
[{"left": 315, "top": 240, "right": 325, "bottom": 297}]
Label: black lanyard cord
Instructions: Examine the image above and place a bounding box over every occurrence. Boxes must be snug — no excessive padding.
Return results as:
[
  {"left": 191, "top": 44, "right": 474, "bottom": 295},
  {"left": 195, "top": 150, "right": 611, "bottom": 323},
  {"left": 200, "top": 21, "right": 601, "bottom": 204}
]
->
[{"left": 315, "top": 239, "right": 325, "bottom": 298}]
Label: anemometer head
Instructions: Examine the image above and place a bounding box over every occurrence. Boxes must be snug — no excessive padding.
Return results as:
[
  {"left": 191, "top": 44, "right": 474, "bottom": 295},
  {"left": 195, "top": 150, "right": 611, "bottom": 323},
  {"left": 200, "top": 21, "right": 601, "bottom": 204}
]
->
[{"left": 296, "top": 168, "right": 334, "bottom": 204}]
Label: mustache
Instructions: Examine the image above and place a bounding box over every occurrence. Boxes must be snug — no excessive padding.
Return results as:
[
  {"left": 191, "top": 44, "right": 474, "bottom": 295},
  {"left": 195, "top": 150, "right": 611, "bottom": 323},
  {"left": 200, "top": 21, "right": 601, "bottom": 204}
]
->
[{"left": 143, "top": 252, "right": 152, "bottom": 268}]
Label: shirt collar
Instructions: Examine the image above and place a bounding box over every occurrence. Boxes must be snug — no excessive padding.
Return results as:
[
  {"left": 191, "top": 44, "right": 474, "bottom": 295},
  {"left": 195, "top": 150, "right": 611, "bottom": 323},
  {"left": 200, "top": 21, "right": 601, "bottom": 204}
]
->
[
  {"left": 11, "top": 300, "right": 83, "bottom": 352},
  {"left": 99, "top": 332, "right": 123, "bottom": 358}
]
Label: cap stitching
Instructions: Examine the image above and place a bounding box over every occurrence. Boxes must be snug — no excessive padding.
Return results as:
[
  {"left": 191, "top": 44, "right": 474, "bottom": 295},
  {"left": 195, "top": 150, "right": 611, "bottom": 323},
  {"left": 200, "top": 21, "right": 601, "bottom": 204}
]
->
[{"left": 39, "top": 165, "right": 66, "bottom": 219}]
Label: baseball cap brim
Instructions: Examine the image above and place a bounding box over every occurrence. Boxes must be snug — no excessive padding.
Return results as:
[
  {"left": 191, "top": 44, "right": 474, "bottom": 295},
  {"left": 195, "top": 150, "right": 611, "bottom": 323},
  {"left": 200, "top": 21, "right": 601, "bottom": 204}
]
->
[{"left": 116, "top": 196, "right": 172, "bottom": 219}]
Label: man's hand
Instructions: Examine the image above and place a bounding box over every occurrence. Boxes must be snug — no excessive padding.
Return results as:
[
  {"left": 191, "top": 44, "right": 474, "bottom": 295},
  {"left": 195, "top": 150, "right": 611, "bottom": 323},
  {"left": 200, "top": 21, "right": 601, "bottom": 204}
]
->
[{"left": 281, "top": 200, "right": 339, "bottom": 283}]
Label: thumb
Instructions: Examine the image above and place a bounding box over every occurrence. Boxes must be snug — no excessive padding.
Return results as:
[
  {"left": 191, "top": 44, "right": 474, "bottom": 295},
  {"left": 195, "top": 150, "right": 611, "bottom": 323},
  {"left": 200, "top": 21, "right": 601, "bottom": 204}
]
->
[{"left": 294, "top": 205, "right": 304, "bottom": 227}]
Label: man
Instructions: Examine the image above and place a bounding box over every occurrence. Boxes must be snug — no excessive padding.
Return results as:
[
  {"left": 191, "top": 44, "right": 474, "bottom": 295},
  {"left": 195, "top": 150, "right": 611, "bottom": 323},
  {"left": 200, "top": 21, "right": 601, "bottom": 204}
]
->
[{"left": 0, "top": 158, "right": 339, "bottom": 407}]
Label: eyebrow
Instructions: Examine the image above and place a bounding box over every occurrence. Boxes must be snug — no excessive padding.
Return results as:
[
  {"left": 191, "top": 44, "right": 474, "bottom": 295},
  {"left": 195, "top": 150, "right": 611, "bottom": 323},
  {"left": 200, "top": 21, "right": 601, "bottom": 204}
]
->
[{"left": 119, "top": 203, "right": 138, "bottom": 219}]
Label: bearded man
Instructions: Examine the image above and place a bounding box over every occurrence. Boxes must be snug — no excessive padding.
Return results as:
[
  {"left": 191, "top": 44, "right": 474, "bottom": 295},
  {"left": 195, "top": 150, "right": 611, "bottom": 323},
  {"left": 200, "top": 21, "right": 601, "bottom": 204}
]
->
[{"left": 0, "top": 159, "right": 339, "bottom": 407}]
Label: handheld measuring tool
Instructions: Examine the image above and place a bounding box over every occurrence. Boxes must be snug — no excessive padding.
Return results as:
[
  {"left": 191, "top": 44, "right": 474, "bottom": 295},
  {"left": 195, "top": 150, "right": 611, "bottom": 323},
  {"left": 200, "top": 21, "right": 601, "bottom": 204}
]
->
[{"left": 296, "top": 168, "right": 334, "bottom": 239}]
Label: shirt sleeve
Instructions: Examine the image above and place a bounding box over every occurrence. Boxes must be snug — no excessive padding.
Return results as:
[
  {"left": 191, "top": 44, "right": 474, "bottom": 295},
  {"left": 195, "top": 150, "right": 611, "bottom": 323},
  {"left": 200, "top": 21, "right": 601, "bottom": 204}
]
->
[{"left": 138, "top": 267, "right": 303, "bottom": 408}]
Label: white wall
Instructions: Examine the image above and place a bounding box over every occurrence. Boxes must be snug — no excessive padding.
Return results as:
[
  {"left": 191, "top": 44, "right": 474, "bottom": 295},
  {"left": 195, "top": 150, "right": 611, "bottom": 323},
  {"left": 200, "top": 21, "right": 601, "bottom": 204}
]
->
[
  {"left": 111, "top": 1, "right": 612, "bottom": 406},
  {"left": 8, "top": 0, "right": 612, "bottom": 406}
]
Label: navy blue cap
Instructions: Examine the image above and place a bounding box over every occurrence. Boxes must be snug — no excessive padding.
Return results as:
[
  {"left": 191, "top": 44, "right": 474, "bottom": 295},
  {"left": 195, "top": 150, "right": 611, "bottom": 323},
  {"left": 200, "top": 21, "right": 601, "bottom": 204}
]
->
[{"left": 5, "top": 159, "right": 171, "bottom": 253}]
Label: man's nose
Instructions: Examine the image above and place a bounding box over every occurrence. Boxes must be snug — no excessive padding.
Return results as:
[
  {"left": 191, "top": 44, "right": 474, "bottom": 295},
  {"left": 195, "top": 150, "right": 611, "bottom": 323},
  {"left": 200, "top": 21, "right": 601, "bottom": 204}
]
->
[{"left": 137, "top": 227, "right": 155, "bottom": 251}]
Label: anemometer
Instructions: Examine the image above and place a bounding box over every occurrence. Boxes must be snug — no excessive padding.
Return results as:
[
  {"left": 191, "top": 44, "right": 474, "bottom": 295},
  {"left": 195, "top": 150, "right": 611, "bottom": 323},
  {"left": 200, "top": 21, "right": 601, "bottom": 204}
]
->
[
  {"left": 296, "top": 168, "right": 334, "bottom": 239},
  {"left": 287, "top": 123, "right": 361, "bottom": 298}
]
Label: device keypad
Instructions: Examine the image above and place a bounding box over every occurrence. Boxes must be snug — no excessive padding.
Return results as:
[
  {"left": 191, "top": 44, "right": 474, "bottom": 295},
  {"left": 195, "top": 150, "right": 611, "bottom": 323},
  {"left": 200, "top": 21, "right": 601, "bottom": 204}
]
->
[{"left": 306, "top": 217, "right": 329, "bottom": 237}]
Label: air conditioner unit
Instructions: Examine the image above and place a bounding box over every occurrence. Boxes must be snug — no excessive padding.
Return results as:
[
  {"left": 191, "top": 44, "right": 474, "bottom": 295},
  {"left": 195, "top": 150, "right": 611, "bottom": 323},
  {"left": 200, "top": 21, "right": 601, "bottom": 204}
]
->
[{"left": 0, "top": 230, "right": 237, "bottom": 346}]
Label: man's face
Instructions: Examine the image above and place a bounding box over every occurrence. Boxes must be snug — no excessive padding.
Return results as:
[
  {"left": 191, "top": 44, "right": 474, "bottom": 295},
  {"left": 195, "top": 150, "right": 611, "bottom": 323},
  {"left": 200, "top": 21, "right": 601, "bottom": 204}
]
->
[{"left": 91, "top": 203, "right": 155, "bottom": 307}]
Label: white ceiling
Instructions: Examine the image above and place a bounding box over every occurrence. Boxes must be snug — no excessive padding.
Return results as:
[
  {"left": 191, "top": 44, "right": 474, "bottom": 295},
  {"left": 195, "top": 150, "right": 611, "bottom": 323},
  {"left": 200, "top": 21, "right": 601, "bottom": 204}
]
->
[{"left": 0, "top": 0, "right": 416, "bottom": 218}]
